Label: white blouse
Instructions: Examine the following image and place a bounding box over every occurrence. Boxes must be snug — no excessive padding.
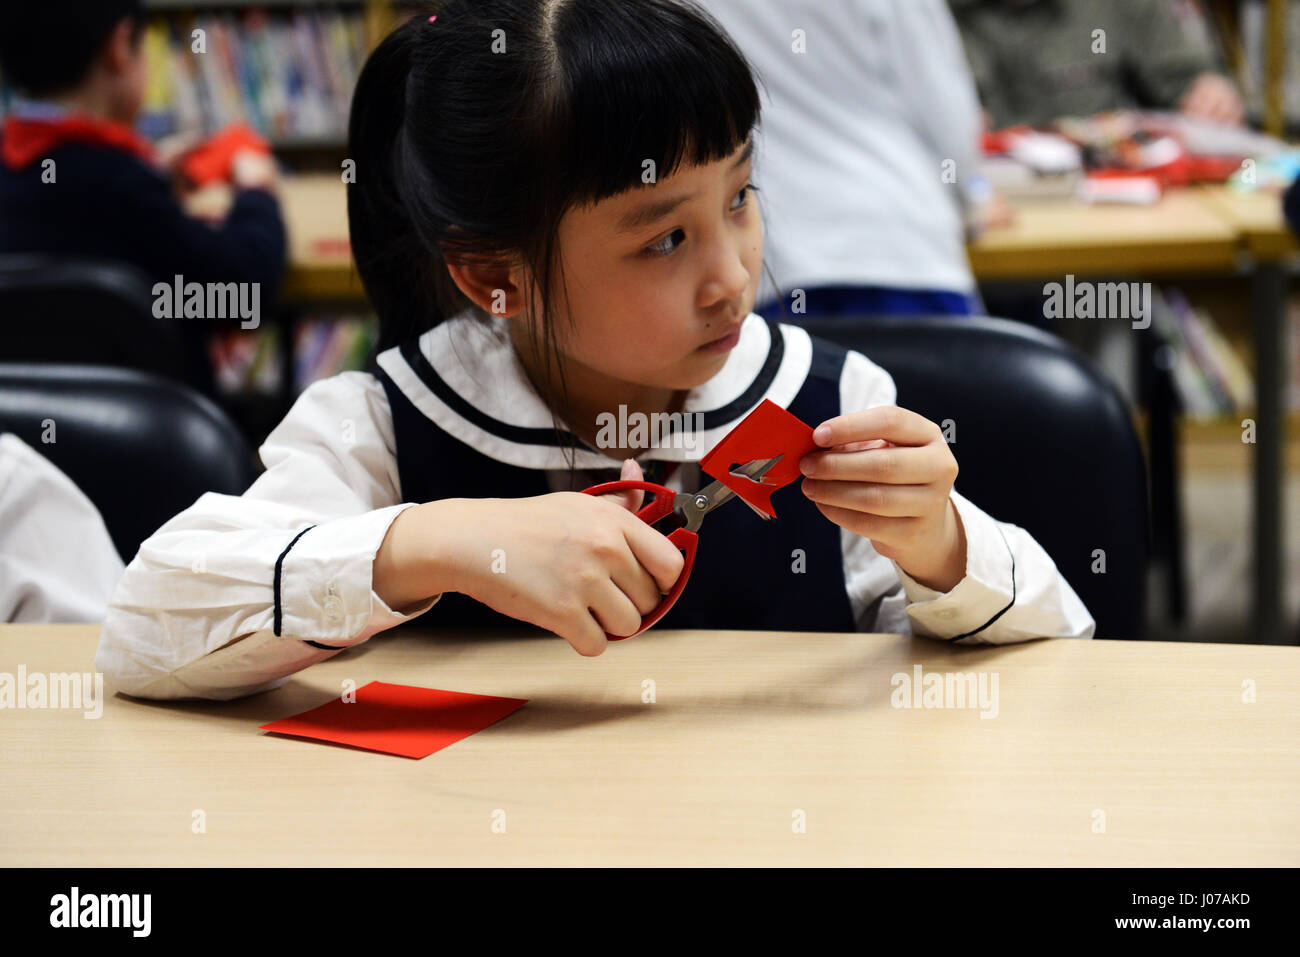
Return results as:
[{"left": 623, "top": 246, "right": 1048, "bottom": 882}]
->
[{"left": 95, "top": 312, "right": 1094, "bottom": 701}]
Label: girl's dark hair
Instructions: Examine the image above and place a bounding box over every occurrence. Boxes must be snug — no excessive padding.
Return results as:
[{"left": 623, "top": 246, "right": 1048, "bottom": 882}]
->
[{"left": 348, "top": 0, "right": 766, "bottom": 457}]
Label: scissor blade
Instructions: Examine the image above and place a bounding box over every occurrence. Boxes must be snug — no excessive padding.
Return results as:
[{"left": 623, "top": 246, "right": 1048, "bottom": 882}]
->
[{"left": 693, "top": 454, "right": 784, "bottom": 520}]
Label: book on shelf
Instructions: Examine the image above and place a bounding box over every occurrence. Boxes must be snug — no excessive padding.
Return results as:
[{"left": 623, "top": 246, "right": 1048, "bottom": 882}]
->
[
  {"left": 209, "top": 324, "right": 282, "bottom": 398},
  {"left": 1150, "top": 286, "right": 1258, "bottom": 419},
  {"left": 293, "top": 315, "right": 377, "bottom": 395},
  {"left": 208, "top": 315, "right": 378, "bottom": 400},
  {"left": 137, "top": 8, "right": 368, "bottom": 145}
]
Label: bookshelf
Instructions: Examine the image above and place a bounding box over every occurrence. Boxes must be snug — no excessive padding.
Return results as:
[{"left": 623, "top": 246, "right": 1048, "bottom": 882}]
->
[
  {"left": 133, "top": 0, "right": 398, "bottom": 426},
  {"left": 137, "top": 0, "right": 387, "bottom": 150}
]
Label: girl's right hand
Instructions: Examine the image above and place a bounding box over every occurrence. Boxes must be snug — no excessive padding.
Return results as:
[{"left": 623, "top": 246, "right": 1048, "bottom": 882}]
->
[{"left": 431, "top": 463, "right": 685, "bottom": 656}]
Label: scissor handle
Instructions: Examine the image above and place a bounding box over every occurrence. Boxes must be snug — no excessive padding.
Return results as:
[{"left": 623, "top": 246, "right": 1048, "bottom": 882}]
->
[
  {"left": 581, "top": 480, "right": 699, "bottom": 640},
  {"left": 582, "top": 479, "right": 678, "bottom": 524}
]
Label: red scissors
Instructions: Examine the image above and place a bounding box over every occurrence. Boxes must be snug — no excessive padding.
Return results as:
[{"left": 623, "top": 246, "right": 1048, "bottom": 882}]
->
[{"left": 581, "top": 455, "right": 783, "bottom": 640}]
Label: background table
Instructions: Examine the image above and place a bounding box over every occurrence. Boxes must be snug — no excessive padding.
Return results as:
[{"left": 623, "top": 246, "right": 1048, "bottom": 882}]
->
[
  {"left": 2, "top": 623, "right": 1296, "bottom": 866},
  {"left": 965, "top": 191, "right": 1240, "bottom": 278}
]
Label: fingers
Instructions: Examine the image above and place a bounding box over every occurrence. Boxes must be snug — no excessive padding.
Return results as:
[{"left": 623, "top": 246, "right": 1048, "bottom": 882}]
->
[
  {"left": 812, "top": 500, "right": 920, "bottom": 550},
  {"left": 618, "top": 515, "right": 686, "bottom": 593},
  {"left": 232, "top": 150, "right": 278, "bottom": 190},
  {"left": 599, "top": 458, "right": 645, "bottom": 512},
  {"left": 800, "top": 443, "right": 954, "bottom": 486},
  {"left": 801, "top": 478, "right": 934, "bottom": 517},
  {"left": 810, "top": 406, "right": 939, "bottom": 450},
  {"left": 563, "top": 571, "right": 655, "bottom": 653},
  {"left": 559, "top": 608, "right": 610, "bottom": 657},
  {"left": 1180, "top": 74, "right": 1244, "bottom": 126},
  {"left": 610, "top": 559, "right": 665, "bottom": 616},
  {"left": 586, "top": 579, "right": 650, "bottom": 639}
]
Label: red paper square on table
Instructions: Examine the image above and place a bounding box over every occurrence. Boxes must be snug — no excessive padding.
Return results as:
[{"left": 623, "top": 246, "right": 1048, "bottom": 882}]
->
[
  {"left": 259, "top": 680, "right": 527, "bottom": 759},
  {"left": 699, "top": 398, "right": 818, "bottom": 518}
]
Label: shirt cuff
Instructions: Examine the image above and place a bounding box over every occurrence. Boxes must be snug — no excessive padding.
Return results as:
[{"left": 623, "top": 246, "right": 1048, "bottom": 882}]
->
[
  {"left": 891, "top": 490, "right": 1016, "bottom": 641},
  {"left": 273, "top": 503, "right": 441, "bottom": 644}
]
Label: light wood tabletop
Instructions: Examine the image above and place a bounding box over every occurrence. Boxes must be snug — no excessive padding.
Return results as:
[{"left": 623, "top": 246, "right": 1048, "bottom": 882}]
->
[
  {"left": 965, "top": 191, "right": 1240, "bottom": 279},
  {"left": 2, "top": 624, "right": 1296, "bottom": 866},
  {"left": 1196, "top": 185, "right": 1300, "bottom": 260}
]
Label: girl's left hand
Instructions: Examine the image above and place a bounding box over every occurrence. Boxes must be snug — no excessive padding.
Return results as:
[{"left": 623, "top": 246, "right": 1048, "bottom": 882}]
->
[{"left": 799, "top": 406, "right": 967, "bottom": 593}]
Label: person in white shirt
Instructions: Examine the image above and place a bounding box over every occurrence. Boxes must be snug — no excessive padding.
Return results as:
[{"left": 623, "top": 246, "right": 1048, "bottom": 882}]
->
[
  {"left": 0, "top": 432, "right": 124, "bottom": 623},
  {"left": 96, "top": 0, "right": 1093, "bottom": 702},
  {"left": 699, "top": 0, "right": 988, "bottom": 319}
]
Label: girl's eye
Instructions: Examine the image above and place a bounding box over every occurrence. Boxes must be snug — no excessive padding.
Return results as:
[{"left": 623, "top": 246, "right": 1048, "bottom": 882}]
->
[
  {"left": 645, "top": 228, "right": 686, "bottom": 258},
  {"left": 642, "top": 182, "right": 759, "bottom": 258},
  {"left": 731, "top": 181, "right": 759, "bottom": 211}
]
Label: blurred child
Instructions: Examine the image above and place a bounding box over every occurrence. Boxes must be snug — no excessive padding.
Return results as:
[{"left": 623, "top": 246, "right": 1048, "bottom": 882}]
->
[
  {"left": 0, "top": 1, "right": 286, "bottom": 394},
  {"left": 951, "top": 0, "right": 1244, "bottom": 129}
]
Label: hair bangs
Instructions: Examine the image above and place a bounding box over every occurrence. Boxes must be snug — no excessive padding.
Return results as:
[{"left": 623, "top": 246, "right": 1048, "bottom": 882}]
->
[{"left": 549, "top": 0, "right": 762, "bottom": 207}]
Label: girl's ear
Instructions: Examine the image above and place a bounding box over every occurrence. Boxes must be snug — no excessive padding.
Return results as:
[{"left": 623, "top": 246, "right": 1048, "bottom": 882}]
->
[{"left": 443, "top": 255, "right": 530, "bottom": 320}]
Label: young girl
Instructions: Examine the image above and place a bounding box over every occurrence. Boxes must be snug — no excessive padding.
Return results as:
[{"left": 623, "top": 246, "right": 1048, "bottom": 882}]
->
[{"left": 96, "top": 0, "right": 1093, "bottom": 701}]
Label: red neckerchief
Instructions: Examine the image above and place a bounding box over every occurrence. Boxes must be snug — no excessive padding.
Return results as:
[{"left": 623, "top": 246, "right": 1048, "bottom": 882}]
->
[{"left": 1, "top": 114, "right": 155, "bottom": 170}]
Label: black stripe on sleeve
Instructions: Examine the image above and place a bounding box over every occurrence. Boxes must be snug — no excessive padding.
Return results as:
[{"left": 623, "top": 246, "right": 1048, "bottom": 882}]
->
[
  {"left": 945, "top": 524, "right": 1016, "bottom": 643},
  {"left": 272, "top": 525, "right": 318, "bottom": 637}
]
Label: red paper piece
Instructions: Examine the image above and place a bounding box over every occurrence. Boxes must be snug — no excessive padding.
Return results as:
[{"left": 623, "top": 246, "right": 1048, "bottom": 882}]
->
[
  {"left": 180, "top": 123, "right": 271, "bottom": 187},
  {"left": 258, "top": 680, "right": 527, "bottom": 759},
  {"left": 699, "top": 398, "right": 818, "bottom": 518}
]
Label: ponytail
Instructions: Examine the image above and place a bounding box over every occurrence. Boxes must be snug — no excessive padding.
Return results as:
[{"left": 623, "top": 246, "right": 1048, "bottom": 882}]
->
[{"left": 347, "top": 12, "right": 448, "bottom": 351}]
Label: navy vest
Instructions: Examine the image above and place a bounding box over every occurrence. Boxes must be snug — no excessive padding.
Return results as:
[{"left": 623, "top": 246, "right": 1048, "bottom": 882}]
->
[{"left": 370, "top": 323, "right": 857, "bottom": 632}]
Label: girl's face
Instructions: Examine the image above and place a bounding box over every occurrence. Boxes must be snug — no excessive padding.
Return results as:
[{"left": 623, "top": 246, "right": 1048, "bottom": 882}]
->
[{"left": 523, "top": 136, "right": 763, "bottom": 394}]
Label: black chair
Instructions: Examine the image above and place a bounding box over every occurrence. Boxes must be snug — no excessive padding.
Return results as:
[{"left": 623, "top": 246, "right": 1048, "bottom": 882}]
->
[
  {"left": 795, "top": 315, "right": 1149, "bottom": 640},
  {"left": 0, "top": 253, "right": 213, "bottom": 392},
  {"left": 0, "top": 363, "right": 261, "bottom": 564}
]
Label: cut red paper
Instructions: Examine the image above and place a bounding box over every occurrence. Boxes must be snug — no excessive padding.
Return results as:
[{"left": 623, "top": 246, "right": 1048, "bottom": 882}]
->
[
  {"left": 258, "top": 680, "right": 527, "bottom": 759},
  {"left": 699, "top": 398, "right": 818, "bottom": 518},
  {"left": 179, "top": 123, "right": 271, "bottom": 187}
]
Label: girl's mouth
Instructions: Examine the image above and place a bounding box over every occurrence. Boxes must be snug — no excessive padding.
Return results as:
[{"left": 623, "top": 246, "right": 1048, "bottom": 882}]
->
[{"left": 697, "top": 326, "right": 742, "bottom": 354}]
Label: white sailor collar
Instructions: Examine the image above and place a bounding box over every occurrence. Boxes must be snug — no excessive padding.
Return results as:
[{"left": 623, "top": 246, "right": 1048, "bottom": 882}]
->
[{"left": 374, "top": 309, "right": 816, "bottom": 471}]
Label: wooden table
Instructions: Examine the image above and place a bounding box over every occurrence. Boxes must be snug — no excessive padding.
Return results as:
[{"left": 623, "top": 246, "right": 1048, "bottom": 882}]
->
[
  {"left": 966, "top": 191, "right": 1240, "bottom": 278},
  {"left": 2, "top": 623, "right": 1296, "bottom": 866},
  {"left": 1197, "top": 185, "right": 1300, "bottom": 260}
]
